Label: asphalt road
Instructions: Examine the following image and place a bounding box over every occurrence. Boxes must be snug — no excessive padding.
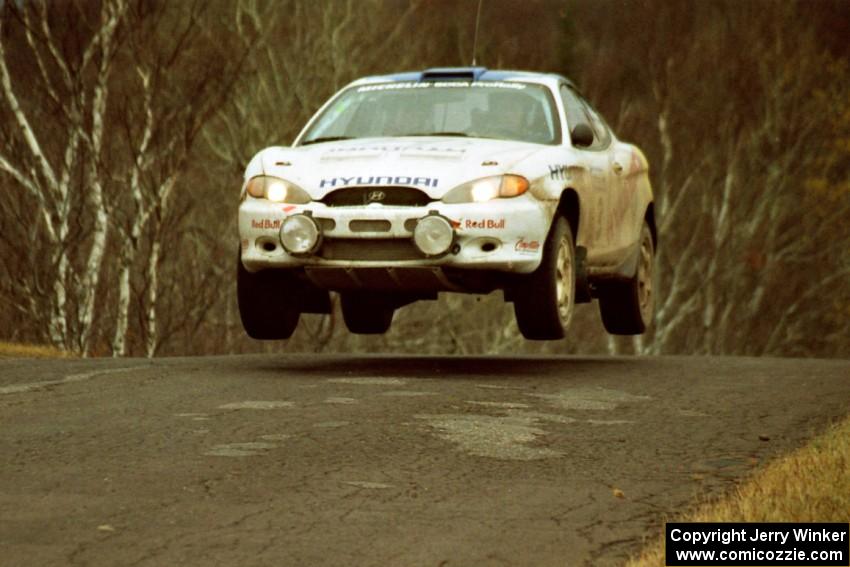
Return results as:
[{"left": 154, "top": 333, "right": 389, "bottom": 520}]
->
[{"left": 1, "top": 354, "right": 849, "bottom": 567}]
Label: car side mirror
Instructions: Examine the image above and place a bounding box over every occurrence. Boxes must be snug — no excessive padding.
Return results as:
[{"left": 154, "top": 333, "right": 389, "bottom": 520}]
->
[{"left": 570, "top": 123, "right": 594, "bottom": 148}]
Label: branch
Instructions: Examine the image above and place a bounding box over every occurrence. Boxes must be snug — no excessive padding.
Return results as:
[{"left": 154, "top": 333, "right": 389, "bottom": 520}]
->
[
  {"left": 656, "top": 292, "right": 701, "bottom": 349},
  {"left": 0, "top": 21, "right": 59, "bottom": 192},
  {"left": 764, "top": 265, "right": 850, "bottom": 353},
  {"left": 33, "top": 0, "right": 74, "bottom": 89},
  {"left": 658, "top": 154, "right": 709, "bottom": 233},
  {"left": 0, "top": 153, "right": 57, "bottom": 242},
  {"left": 21, "top": 8, "right": 64, "bottom": 111},
  {"left": 0, "top": 152, "right": 38, "bottom": 196},
  {"left": 78, "top": 0, "right": 124, "bottom": 76},
  {"left": 369, "top": 0, "right": 424, "bottom": 63}
]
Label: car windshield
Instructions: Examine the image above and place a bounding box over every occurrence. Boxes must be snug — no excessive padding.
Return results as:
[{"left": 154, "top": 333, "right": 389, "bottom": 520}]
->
[{"left": 299, "top": 81, "right": 560, "bottom": 146}]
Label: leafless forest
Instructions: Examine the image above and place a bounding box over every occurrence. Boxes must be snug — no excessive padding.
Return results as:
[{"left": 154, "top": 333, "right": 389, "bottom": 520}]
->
[{"left": 0, "top": 0, "right": 848, "bottom": 358}]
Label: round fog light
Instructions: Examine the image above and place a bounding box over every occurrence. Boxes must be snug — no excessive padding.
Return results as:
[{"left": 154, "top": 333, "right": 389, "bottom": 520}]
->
[
  {"left": 280, "top": 214, "right": 320, "bottom": 254},
  {"left": 413, "top": 215, "right": 454, "bottom": 256}
]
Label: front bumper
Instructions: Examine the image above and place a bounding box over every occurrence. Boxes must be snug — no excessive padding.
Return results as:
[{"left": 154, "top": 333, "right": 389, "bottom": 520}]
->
[{"left": 238, "top": 195, "right": 550, "bottom": 282}]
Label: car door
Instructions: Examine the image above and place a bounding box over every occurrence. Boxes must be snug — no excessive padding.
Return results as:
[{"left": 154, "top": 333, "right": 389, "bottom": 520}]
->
[
  {"left": 559, "top": 85, "right": 612, "bottom": 257},
  {"left": 578, "top": 97, "right": 643, "bottom": 260}
]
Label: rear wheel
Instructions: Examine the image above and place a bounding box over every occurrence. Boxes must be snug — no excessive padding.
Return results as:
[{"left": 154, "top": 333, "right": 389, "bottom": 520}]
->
[
  {"left": 340, "top": 293, "right": 395, "bottom": 334},
  {"left": 237, "top": 254, "right": 300, "bottom": 339},
  {"left": 597, "top": 221, "right": 655, "bottom": 335},
  {"left": 513, "top": 217, "right": 575, "bottom": 340}
]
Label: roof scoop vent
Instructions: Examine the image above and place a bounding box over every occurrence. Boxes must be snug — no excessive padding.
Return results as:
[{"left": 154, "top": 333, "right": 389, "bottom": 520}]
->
[{"left": 421, "top": 67, "right": 487, "bottom": 82}]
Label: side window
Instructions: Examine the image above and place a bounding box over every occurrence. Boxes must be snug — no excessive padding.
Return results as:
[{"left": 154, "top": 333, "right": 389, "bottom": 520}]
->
[
  {"left": 559, "top": 85, "right": 587, "bottom": 136},
  {"left": 579, "top": 96, "right": 612, "bottom": 150},
  {"left": 559, "top": 84, "right": 610, "bottom": 151}
]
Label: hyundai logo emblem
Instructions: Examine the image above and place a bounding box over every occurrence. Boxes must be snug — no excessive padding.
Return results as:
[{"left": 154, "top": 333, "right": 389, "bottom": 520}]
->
[{"left": 367, "top": 190, "right": 386, "bottom": 202}]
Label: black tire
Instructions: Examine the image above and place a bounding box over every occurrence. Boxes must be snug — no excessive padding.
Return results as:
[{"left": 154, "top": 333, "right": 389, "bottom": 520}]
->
[
  {"left": 340, "top": 293, "right": 395, "bottom": 334},
  {"left": 513, "top": 217, "right": 576, "bottom": 340},
  {"left": 237, "top": 254, "right": 300, "bottom": 340},
  {"left": 598, "top": 221, "right": 655, "bottom": 335}
]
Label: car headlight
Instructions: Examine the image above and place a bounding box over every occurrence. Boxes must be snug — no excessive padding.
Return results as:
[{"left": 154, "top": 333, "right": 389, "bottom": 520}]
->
[
  {"left": 245, "top": 176, "right": 311, "bottom": 203},
  {"left": 442, "top": 175, "right": 529, "bottom": 204}
]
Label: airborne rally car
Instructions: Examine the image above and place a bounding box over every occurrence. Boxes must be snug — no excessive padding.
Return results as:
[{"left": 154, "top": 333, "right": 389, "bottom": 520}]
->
[{"left": 237, "top": 67, "right": 656, "bottom": 340}]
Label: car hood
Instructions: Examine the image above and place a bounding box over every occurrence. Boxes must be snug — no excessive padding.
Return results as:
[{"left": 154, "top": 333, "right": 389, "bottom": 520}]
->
[{"left": 249, "top": 137, "right": 545, "bottom": 199}]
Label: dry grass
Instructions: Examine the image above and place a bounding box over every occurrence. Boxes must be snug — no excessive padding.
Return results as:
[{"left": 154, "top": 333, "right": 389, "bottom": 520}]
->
[
  {"left": 627, "top": 415, "right": 850, "bottom": 566},
  {"left": 0, "top": 341, "right": 74, "bottom": 359}
]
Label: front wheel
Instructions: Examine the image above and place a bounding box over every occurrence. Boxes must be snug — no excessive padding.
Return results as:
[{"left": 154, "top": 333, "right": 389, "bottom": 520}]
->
[
  {"left": 597, "top": 221, "right": 655, "bottom": 335},
  {"left": 237, "top": 255, "right": 300, "bottom": 340},
  {"left": 513, "top": 217, "right": 575, "bottom": 340},
  {"left": 340, "top": 293, "right": 395, "bottom": 334}
]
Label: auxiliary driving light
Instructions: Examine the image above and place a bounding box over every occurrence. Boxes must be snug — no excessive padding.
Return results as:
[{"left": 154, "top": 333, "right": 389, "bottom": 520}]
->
[
  {"left": 280, "top": 214, "right": 320, "bottom": 255},
  {"left": 413, "top": 215, "right": 454, "bottom": 256}
]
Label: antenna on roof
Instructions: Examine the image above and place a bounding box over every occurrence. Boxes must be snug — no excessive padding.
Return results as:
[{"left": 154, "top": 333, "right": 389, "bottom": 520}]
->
[{"left": 471, "top": 0, "right": 484, "bottom": 66}]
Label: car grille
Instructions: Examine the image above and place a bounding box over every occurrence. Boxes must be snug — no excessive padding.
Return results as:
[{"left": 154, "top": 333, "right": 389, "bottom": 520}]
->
[
  {"left": 321, "top": 187, "right": 432, "bottom": 207},
  {"left": 318, "top": 238, "right": 423, "bottom": 261}
]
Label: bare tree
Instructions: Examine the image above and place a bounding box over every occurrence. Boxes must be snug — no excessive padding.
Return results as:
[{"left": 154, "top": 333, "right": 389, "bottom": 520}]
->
[
  {"left": 109, "top": 0, "right": 248, "bottom": 356},
  {"left": 0, "top": 0, "right": 249, "bottom": 356},
  {"left": 570, "top": 0, "right": 850, "bottom": 357},
  {"left": 0, "top": 0, "right": 128, "bottom": 353}
]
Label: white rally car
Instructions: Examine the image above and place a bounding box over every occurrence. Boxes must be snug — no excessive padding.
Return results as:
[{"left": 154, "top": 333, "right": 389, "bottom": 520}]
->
[{"left": 238, "top": 67, "right": 656, "bottom": 340}]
